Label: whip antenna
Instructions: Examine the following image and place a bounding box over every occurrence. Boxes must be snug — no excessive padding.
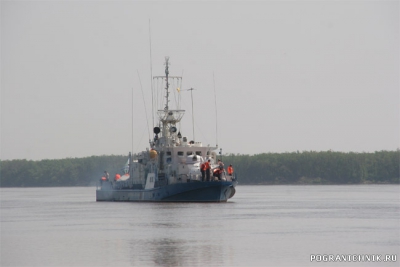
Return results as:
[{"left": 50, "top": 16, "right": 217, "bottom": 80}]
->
[
  {"left": 183, "top": 88, "right": 196, "bottom": 141},
  {"left": 213, "top": 72, "right": 218, "bottom": 147},
  {"left": 149, "top": 19, "right": 154, "bottom": 129},
  {"left": 137, "top": 70, "right": 151, "bottom": 141},
  {"left": 133, "top": 86, "right": 134, "bottom": 155}
]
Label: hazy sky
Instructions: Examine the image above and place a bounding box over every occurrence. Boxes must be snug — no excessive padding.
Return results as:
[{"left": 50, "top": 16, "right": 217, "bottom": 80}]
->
[{"left": 1, "top": 0, "right": 399, "bottom": 160}]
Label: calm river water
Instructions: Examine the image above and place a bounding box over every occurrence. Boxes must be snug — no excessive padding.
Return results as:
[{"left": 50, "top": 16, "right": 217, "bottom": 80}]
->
[{"left": 1, "top": 185, "right": 399, "bottom": 267}]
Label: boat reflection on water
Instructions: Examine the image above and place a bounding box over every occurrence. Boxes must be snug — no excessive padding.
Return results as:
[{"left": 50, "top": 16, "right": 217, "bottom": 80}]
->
[
  {"left": 124, "top": 202, "right": 236, "bottom": 266},
  {"left": 129, "top": 237, "right": 230, "bottom": 266}
]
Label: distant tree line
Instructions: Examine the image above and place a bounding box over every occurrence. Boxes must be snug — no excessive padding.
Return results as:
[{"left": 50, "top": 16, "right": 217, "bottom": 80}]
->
[
  {"left": 0, "top": 150, "right": 399, "bottom": 187},
  {"left": 0, "top": 155, "right": 127, "bottom": 187},
  {"left": 225, "top": 150, "right": 399, "bottom": 184}
]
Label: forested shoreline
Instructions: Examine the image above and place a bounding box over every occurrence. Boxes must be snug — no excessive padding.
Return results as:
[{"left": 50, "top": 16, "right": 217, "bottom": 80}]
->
[{"left": 1, "top": 150, "right": 398, "bottom": 187}]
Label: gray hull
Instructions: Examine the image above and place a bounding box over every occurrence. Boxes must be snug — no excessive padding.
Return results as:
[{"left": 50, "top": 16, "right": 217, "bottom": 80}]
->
[{"left": 96, "top": 181, "right": 237, "bottom": 202}]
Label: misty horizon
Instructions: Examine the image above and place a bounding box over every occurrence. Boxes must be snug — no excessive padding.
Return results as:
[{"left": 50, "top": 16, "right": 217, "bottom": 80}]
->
[{"left": 2, "top": 1, "right": 399, "bottom": 160}]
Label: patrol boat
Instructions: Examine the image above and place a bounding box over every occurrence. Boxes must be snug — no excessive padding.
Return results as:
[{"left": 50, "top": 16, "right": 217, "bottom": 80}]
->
[{"left": 96, "top": 57, "right": 237, "bottom": 202}]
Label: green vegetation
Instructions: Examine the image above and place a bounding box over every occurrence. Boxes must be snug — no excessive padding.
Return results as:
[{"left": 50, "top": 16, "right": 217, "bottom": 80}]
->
[
  {"left": 0, "top": 155, "right": 127, "bottom": 187},
  {"left": 225, "top": 150, "right": 399, "bottom": 184},
  {"left": 1, "top": 151, "right": 399, "bottom": 187}
]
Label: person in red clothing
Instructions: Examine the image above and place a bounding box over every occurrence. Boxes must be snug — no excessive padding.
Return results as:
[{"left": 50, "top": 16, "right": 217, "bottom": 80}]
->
[
  {"left": 213, "top": 168, "right": 220, "bottom": 180},
  {"left": 227, "top": 165, "right": 234, "bottom": 176},
  {"left": 204, "top": 159, "right": 211, "bottom": 181},
  {"left": 200, "top": 162, "right": 206, "bottom": 181}
]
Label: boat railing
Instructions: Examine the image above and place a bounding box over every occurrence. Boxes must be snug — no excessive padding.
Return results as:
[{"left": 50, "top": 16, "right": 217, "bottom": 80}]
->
[
  {"left": 155, "top": 179, "right": 168, "bottom": 188},
  {"left": 188, "top": 173, "right": 201, "bottom": 182},
  {"left": 178, "top": 174, "right": 188, "bottom": 182},
  {"left": 97, "top": 180, "right": 113, "bottom": 190},
  {"left": 223, "top": 172, "right": 237, "bottom": 182}
]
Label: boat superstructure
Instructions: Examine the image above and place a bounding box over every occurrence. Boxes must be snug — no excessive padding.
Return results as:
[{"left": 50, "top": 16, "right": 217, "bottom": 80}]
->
[{"left": 96, "top": 57, "right": 237, "bottom": 202}]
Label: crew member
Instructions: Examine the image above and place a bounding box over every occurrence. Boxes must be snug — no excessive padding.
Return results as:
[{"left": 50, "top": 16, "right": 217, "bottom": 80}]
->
[
  {"left": 227, "top": 164, "right": 234, "bottom": 176},
  {"left": 218, "top": 159, "right": 224, "bottom": 170},
  {"left": 104, "top": 171, "right": 110, "bottom": 181},
  {"left": 205, "top": 159, "right": 211, "bottom": 181},
  {"left": 213, "top": 168, "right": 220, "bottom": 181},
  {"left": 200, "top": 162, "right": 206, "bottom": 181},
  {"left": 217, "top": 159, "right": 224, "bottom": 180}
]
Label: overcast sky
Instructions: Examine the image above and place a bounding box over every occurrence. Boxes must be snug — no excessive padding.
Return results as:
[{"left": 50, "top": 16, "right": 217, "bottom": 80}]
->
[{"left": 1, "top": 0, "right": 399, "bottom": 160}]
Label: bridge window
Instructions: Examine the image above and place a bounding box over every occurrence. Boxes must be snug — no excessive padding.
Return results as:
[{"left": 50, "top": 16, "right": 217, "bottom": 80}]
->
[
  {"left": 177, "top": 151, "right": 184, "bottom": 157},
  {"left": 196, "top": 151, "right": 202, "bottom": 156},
  {"left": 187, "top": 151, "right": 193, "bottom": 156}
]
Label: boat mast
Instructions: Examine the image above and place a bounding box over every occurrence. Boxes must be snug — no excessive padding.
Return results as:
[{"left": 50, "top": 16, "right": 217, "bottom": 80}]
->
[
  {"left": 186, "top": 88, "right": 195, "bottom": 141},
  {"left": 164, "top": 56, "right": 170, "bottom": 111},
  {"left": 154, "top": 57, "right": 185, "bottom": 143}
]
